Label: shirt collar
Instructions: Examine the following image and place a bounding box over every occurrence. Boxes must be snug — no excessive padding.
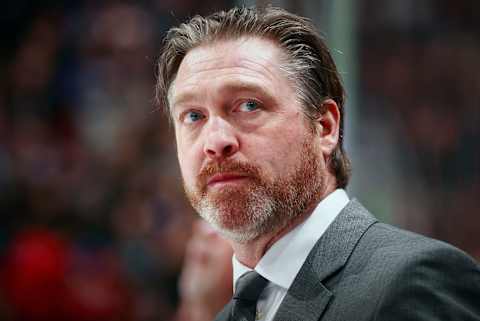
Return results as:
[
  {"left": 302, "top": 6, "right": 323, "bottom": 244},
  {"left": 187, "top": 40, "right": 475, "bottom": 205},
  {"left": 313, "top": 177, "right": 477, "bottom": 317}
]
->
[{"left": 233, "top": 189, "right": 349, "bottom": 290}]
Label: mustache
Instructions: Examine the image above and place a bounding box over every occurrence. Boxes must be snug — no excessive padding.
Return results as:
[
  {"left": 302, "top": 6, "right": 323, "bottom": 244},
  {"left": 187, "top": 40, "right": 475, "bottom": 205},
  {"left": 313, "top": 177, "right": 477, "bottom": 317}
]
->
[{"left": 197, "top": 160, "right": 262, "bottom": 188}]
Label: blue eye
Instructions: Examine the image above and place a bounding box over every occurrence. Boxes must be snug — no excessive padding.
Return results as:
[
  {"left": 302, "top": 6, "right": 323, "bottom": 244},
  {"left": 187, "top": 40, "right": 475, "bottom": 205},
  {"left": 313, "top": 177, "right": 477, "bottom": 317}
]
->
[
  {"left": 239, "top": 100, "right": 260, "bottom": 112},
  {"left": 184, "top": 110, "right": 205, "bottom": 124}
]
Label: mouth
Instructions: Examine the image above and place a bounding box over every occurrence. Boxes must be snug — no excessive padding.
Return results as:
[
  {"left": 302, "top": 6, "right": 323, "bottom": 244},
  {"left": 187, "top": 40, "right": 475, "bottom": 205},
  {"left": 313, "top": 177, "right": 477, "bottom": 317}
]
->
[{"left": 207, "top": 173, "right": 249, "bottom": 187}]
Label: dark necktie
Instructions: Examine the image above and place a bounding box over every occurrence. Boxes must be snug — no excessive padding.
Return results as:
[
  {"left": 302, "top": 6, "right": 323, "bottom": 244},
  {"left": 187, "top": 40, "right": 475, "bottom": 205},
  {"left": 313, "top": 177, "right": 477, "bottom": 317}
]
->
[{"left": 231, "top": 271, "right": 269, "bottom": 321}]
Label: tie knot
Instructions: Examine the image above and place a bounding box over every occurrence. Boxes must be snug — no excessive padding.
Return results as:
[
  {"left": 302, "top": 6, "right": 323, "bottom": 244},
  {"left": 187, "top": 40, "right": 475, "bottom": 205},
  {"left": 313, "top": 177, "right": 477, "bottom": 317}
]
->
[{"left": 233, "top": 271, "right": 269, "bottom": 302}]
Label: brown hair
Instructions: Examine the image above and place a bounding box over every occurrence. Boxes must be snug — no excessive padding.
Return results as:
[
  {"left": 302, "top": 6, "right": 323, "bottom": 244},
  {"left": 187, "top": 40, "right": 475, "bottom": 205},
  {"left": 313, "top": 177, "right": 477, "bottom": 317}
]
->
[{"left": 156, "top": 6, "right": 351, "bottom": 188}]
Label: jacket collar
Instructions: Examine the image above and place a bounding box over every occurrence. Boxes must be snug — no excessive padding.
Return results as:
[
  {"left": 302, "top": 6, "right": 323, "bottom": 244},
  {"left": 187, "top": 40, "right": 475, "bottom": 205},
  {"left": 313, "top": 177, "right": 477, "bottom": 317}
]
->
[{"left": 273, "top": 199, "right": 377, "bottom": 321}]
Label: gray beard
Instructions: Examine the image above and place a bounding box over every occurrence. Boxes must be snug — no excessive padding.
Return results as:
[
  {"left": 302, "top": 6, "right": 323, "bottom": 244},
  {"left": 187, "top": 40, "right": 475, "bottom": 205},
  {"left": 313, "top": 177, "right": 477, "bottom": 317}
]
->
[{"left": 184, "top": 141, "right": 324, "bottom": 243}]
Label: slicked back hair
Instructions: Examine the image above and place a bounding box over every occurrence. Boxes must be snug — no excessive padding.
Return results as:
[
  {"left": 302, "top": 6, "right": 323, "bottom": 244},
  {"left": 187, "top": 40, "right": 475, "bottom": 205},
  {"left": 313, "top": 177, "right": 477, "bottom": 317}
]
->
[{"left": 156, "top": 6, "right": 351, "bottom": 188}]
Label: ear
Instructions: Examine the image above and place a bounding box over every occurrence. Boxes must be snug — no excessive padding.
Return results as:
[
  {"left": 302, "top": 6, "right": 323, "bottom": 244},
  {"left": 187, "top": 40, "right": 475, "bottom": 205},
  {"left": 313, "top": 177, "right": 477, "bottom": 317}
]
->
[{"left": 313, "top": 99, "right": 340, "bottom": 156}]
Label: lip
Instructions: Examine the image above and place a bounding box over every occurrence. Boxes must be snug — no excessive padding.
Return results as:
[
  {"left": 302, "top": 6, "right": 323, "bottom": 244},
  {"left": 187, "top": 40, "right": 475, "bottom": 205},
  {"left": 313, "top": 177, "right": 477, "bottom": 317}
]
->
[{"left": 207, "top": 173, "right": 249, "bottom": 186}]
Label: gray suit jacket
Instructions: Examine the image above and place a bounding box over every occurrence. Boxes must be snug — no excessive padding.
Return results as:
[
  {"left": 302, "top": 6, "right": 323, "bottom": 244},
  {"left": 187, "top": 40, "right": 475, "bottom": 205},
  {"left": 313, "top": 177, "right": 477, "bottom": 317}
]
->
[{"left": 214, "top": 199, "right": 480, "bottom": 321}]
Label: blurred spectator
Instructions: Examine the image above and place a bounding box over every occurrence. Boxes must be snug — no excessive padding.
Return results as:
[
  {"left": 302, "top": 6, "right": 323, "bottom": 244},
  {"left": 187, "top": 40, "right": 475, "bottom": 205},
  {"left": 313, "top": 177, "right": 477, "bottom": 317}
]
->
[
  {"left": 175, "top": 221, "right": 233, "bottom": 321},
  {"left": 2, "top": 229, "right": 70, "bottom": 321},
  {"left": 2, "top": 228, "right": 134, "bottom": 321}
]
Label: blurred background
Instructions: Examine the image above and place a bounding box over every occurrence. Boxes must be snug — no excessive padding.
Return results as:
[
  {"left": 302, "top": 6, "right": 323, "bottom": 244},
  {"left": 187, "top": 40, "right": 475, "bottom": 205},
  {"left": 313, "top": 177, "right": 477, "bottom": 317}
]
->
[{"left": 0, "top": 0, "right": 479, "bottom": 320}]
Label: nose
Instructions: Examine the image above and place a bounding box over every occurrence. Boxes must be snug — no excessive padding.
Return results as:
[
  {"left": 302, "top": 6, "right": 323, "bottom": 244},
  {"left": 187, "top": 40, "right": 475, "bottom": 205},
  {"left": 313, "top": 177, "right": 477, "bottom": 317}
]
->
[{"left": 203, "top": 117, "right": 239, "bottom": 161}]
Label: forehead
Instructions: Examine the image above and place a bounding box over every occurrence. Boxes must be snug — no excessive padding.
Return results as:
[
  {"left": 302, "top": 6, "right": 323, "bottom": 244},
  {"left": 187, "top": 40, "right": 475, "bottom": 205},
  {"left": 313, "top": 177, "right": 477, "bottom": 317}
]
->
[
  {"left": 169, "top": 37, "right": 291, "bottom": 107},
  {"left": 181, "top": 37, "right": 285, "bottom": 72}
]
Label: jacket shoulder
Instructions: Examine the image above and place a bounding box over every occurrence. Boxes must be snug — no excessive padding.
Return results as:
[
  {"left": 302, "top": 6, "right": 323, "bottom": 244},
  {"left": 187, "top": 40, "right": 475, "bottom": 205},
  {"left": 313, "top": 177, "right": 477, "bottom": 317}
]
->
[
  {"left": 363, "top": 221, "right": 477, "bottom": 262},
  {"left": 340, "top": 221, "right": 480, "bottom": 320}
]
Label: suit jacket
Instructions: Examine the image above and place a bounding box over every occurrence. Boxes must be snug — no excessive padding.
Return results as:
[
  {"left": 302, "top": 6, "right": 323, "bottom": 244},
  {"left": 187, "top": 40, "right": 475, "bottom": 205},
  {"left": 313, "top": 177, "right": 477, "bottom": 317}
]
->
[{"left": 214, "top": 199, "right": 480, "bottom": 321}]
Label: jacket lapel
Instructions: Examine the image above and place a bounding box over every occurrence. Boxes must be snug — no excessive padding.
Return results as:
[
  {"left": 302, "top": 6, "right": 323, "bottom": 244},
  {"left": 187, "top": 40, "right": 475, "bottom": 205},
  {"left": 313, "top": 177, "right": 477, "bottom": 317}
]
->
[{"left": 273, "top": 199, "right": 377, "bottom": 321}]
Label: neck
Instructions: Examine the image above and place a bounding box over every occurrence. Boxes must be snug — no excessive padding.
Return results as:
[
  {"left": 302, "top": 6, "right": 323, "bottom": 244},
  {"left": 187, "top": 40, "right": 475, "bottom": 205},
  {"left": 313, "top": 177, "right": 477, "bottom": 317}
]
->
[{"left": 231, "top": 181, "right": 337, "bottom": 268}]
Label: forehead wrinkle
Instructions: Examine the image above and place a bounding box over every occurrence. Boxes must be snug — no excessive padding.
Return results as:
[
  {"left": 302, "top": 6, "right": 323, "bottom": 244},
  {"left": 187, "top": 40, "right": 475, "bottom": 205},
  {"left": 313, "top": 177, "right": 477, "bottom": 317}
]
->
[
  {"left": 181, "top": 67, "right": 277, "bottom": 90},
  {"left": 172, "top": 72, "right": 277, "bottom": 111},
  {"left": 182, "top": 59, "right": 281, "bottom": 86}
]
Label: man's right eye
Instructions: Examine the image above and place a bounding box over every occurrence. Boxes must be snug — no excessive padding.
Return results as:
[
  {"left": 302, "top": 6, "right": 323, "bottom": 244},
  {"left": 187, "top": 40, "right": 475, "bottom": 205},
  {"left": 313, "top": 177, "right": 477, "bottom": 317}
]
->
[{"left": 183, "top": 110, "right": 205, "bottom": 124}]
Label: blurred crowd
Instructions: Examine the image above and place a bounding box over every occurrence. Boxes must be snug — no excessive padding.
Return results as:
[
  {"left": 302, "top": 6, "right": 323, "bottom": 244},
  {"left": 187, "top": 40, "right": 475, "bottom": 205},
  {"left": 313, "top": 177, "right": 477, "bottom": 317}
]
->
[
  {"left": 0, "top": 1, "right": 231, "bottom": 320},
  {"left": 0, "top": 0, "right": 478, "bottom": 320},
  {"left": 357, "top": 0, "right": 480, "bottom": 258}
]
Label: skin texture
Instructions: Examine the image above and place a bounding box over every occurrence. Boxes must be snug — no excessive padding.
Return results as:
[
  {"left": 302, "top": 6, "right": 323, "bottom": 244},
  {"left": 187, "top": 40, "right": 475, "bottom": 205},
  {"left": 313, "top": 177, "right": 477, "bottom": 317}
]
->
[{"left": 170, "top": 37, "right": 340, "bottom": 267}]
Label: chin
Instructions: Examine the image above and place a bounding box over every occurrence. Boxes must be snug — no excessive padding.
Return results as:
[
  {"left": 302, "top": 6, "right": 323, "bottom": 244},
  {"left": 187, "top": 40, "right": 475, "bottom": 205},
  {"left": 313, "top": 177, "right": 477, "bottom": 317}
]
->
[{"left": 196, "top": 194, "right": 276, "bottom": 243}]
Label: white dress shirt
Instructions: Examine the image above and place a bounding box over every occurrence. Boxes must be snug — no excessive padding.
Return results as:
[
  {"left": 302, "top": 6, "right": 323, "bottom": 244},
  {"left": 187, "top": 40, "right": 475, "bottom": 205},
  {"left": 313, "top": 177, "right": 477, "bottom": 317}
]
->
[{"left": 232, "top": 189, "right": 349, "bottom": 321}]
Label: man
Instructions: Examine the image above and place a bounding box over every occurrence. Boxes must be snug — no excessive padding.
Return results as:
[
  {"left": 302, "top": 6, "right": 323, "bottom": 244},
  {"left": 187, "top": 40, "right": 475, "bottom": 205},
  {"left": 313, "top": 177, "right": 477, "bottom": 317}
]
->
[{"left": 156, "top": 6, "right": 480, "bottom": 321}]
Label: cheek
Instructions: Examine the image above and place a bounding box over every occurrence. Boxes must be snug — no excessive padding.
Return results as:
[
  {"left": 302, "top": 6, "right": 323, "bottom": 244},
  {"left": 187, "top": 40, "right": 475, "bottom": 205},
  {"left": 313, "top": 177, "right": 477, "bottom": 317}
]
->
[
  {"left": 176, "top": 137, "right": 202, "bottom": 185},
  {"left": 177, "top": 150, "right": 194, "bottom": 183},
  {"left": 175, "top": 135, "right": 190, "bottom": 175},
  {"left": 243, "top": 134, "right": 294, "bottom": 177},
  {"left": 259, "top": 126, "right": 311, "bottom": 173}
]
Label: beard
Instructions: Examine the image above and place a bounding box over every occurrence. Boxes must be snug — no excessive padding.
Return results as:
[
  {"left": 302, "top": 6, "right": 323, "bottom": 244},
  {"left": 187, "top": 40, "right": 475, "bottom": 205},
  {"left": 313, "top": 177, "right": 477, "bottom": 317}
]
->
[{"left": 183, "top": 138, "right": 324, "bottom": 243}]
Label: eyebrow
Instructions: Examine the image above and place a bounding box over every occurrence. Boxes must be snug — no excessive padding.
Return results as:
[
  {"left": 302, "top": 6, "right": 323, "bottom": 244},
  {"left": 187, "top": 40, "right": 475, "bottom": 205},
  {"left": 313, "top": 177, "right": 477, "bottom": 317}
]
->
[{"left": 171, "top": 80, "right": 274, "bottom": 111}]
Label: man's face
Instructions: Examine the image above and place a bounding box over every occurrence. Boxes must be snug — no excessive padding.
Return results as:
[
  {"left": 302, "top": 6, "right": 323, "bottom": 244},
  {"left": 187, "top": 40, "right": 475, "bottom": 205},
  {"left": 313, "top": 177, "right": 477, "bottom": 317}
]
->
[{"left": 169, "top": 37, "right": 326, "bottom": 242}]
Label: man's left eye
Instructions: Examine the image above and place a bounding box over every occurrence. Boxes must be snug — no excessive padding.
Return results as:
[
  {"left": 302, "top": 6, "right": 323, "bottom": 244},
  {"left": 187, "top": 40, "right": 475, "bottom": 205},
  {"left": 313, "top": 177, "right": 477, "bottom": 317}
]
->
[{"left": 238, "top": 100, "right": 260, "bottom": 112}]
